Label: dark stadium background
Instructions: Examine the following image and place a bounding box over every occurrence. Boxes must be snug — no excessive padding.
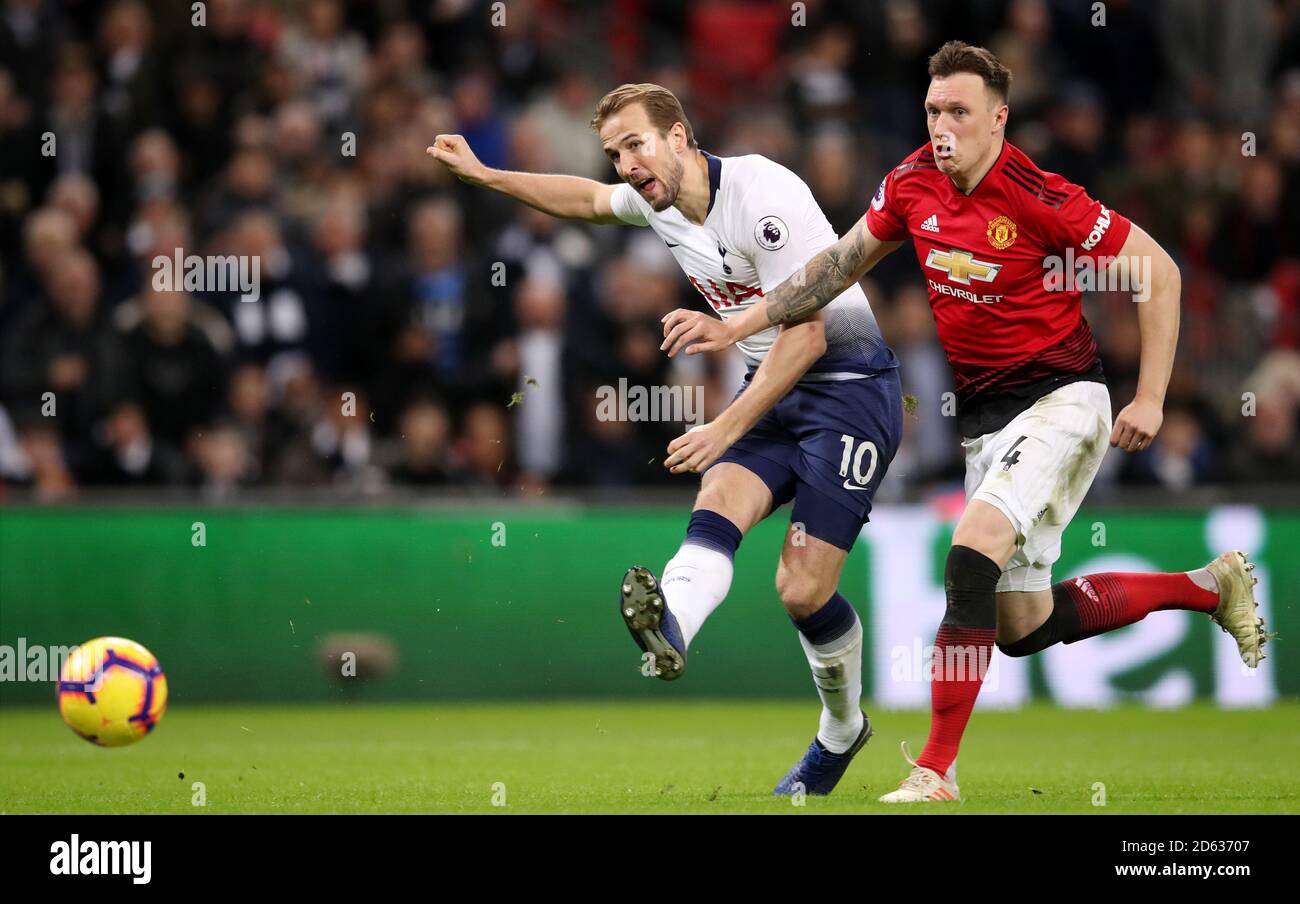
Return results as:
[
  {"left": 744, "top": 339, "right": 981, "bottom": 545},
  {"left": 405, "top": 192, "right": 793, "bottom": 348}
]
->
[
  {"left": 1, "top": 0, "right": 1299, "bottom": 501},
  {"left": 0, "top": 2, "right": 1297, "bottom": 827},
  {"left": 0, "top": 0, "right": 1297, "bottom": 707}
]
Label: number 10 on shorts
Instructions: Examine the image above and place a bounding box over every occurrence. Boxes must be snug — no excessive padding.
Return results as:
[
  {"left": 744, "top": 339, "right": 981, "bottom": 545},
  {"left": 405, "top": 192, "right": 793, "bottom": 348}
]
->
[{"left": 838, "top": 435, "right": 879, "bottom": 489}]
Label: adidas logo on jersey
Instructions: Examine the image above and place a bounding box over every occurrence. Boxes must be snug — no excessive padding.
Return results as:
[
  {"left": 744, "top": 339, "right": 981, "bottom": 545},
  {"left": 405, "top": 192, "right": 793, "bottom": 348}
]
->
[{"left": 920, "top": 214, "right": 940, "bottom": 233}]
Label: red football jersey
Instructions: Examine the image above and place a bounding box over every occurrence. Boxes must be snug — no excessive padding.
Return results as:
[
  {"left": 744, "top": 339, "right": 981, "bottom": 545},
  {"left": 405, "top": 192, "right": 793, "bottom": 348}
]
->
[{"left": 865, "top": 140, "right": 1132, "bottom": 436}]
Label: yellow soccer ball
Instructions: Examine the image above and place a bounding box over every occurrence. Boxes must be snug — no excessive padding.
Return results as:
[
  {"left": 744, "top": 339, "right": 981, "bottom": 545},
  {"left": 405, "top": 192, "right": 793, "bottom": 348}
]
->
[{"left": 57, "top": 637, "right": 168, "bottom": 747}]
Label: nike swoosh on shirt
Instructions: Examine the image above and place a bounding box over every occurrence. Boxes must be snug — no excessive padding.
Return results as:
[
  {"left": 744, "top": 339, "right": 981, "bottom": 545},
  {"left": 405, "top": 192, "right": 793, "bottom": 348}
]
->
[
  {"left": 665, "top": 242, "right": 680, "bottom": 247},
  {"left": 842, "top": 480, "right": 870, "bottom": 491}
]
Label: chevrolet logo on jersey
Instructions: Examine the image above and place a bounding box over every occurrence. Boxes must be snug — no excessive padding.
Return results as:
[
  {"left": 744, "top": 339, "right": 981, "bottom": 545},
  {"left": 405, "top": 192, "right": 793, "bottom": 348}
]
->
[{"left": 924, "top": 248, "right": 1002, "bottom": 285}]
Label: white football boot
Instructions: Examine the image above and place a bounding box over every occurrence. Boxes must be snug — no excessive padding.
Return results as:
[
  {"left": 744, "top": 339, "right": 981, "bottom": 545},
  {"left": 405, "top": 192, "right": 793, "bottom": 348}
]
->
[
  {"left": 878, "top": 742, "right": 960, "bottom": 803},
  {"left": 1205, "top": 550, "right": 1267, "bottom": 668}
]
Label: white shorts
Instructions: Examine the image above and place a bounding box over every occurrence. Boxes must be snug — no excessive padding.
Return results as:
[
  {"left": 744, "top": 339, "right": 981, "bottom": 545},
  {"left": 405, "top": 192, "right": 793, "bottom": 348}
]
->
[{"left": 962, "top": 381, "right": 1112, "bottom": 593}]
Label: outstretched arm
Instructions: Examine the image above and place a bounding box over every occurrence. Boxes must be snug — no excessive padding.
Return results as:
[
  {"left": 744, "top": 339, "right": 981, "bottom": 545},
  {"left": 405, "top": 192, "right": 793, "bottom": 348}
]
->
[
  {"left": 428, "top": 134, "right": 623, "bottom": 224},
  {"left": 661, "top": 220, "right": 902, "bottom": 356}
]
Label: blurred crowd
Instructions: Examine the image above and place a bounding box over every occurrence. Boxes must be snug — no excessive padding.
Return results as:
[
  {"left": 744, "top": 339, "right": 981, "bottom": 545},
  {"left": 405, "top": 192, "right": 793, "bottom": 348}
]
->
[{"left": 2, "top": 0, "right": 1300, "bottom": 501}]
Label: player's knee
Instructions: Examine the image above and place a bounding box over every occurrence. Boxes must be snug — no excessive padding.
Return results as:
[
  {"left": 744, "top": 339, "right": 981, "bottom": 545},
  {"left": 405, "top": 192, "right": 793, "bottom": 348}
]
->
[
  {"left": 995, "top": 591, "right": 1062, "bottom": 656},
  {"left": 995, "top": 592, "right": 1054, "bottom": 652},
  {"left": 775, "top": 564, "right": 834, "bottom": 619},
  {"left": 995, "top": 617, "right": 1033, "bottom": 651},
  {"left": 693, "top": 486, "right": 739, "bottom": 529},
  {"left": 694, "top": 473, "right": 764, "bottom": 531},
  {"left": 950, "top": 502, "right": 1017, "bottom": 565},
  {"left": 941, "top": 545, "right": 1003, "bottom": 626},
  {"left": 693, "top": 481, "right": 724, "bottom": 512}
]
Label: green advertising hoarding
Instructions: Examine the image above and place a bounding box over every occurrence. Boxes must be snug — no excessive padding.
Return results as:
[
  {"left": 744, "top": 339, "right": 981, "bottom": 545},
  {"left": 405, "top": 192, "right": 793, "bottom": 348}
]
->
[{"left": 0, "top": 505, "right": 1294, "bottom": 705}]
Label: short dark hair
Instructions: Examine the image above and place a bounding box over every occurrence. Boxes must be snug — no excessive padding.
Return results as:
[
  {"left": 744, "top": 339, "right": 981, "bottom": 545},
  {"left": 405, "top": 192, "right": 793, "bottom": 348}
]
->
[{"left": 927, "top": 41, "right": 1012, "bottom": 104}]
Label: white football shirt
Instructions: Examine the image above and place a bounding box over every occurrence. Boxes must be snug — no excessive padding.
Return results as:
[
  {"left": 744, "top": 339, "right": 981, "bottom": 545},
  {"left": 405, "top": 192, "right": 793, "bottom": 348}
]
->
[{"left": 609, "top": 151, "right": 895, "bottom": 379}]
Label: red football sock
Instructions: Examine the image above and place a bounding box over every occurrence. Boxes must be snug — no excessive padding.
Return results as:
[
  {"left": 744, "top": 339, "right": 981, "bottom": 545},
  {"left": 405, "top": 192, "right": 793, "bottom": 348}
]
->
[
  {"left": 916, "top": 624, "right": 997, "bottom": 778},
  {"left": 1062, "top": 571, "right": 1220, "bottom": 639},
  {"left": 914, "top": 571, "right": 1219, "bottom": 778}
]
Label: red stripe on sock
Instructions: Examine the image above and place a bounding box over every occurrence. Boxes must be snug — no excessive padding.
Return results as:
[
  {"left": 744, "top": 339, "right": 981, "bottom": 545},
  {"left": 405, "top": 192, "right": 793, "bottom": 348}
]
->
[
  {"left": 916, "top": 625, "right": 997, "bottom": 777},
  {"left": 1066, "top": 572, "right": 1219, "bottom": 637}
]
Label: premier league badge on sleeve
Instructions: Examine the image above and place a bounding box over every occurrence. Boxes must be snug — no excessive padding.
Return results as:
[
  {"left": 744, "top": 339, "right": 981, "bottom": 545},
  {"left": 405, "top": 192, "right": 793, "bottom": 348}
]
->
[
  {"left": 872, "top": 178, "right": 886, "bottom": 211},
  {"left": 755, "top": 215, "right": 788, "bottom": 251}
]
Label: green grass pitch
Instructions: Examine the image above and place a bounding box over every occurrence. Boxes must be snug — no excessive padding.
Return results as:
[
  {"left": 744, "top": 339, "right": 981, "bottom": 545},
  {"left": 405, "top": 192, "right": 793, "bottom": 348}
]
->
[{"left": 2, "top": 701, "right": 1296, "bottom": 814}]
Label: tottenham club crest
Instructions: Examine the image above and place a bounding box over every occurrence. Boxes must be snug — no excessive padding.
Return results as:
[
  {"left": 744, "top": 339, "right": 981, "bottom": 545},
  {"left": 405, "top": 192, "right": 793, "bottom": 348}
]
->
[{"left": 755, "top": 215, "right": 788, "bottom": 251}]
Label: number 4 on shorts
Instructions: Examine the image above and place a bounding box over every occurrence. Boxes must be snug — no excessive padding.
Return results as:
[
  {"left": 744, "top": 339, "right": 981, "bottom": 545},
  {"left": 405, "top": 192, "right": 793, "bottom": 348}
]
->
[{"left": 1001, "top": 435, "right": 1028, "bottom": 471}]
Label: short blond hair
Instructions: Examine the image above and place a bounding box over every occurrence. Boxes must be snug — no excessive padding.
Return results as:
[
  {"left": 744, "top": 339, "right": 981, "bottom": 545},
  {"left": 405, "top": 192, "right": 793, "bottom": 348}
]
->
[{"left": 590, "top": 83, "right": 697, "bottom": 148}]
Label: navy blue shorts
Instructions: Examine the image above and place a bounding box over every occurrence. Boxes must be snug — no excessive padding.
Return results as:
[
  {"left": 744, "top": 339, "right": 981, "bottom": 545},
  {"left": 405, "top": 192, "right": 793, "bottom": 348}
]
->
[{"left": 710, "top": 369, "right": 903, "bottom": 551}]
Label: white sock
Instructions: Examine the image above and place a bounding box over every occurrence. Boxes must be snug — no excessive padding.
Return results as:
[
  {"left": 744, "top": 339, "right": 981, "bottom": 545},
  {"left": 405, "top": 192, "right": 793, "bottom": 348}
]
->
[
  {"left": 660, "top": 542, "right": 734, "bottom": 648},
  {"left": 798, "top": 614, "right": 865, "bottom": 754}
]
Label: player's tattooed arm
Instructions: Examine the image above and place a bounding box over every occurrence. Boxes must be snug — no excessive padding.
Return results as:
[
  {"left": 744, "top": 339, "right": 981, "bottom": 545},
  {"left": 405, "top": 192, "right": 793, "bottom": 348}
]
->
[
  {"left": 660, "top": 224, "right": 901, "bottom": 357},
  {"left": 763, "top": 220, "right": 872, "bottom": 326}
]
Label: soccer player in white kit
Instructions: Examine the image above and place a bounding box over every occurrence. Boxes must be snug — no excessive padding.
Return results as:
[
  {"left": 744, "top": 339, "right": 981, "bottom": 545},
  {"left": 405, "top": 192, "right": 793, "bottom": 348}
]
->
[{"left": 430, "top": 83, "right": 903, "bottom": 795}]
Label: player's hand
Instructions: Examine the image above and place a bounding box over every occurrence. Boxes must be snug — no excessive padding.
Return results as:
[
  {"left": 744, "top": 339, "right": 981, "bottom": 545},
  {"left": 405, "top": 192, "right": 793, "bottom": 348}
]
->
[
  {"left": 664, "top": 421, "right": 737, "bottom": 474},
  {"left": 1110, "top": 395, "right": 1163, "bottom": 452},
  {"left": 661, "top": 309, "right": 733, "bottom": 357},
  {"left": 427, "top": 134, "right": 489, "bottom": 185}
]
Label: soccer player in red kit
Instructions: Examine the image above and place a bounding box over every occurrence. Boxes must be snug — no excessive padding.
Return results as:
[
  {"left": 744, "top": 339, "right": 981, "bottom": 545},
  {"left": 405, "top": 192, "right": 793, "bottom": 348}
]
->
[{"left": 659, "top": 41, "right": 1268, "bottom": 802}]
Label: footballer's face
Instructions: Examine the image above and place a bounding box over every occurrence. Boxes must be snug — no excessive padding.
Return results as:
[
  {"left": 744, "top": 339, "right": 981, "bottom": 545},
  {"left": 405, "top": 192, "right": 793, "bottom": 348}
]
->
[
  {"left": 924, "top": 73, "right": 1007, "bottom": 177},
  {"left": 599, "top": 103, "right": 686, "bottom": 212}
]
